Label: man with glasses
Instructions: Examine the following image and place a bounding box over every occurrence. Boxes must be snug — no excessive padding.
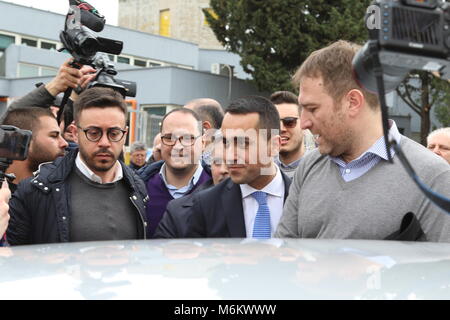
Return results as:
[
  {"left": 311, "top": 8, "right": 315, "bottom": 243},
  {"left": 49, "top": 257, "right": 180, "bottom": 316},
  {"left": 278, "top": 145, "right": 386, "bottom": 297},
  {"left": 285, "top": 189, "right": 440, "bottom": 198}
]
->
[
  {"left": 7, "top": 87, "right": 148, "bottom": 245},
  {"left": 138, "top": 108, "right": 212, "bottom": 238},
  {"left": 270, "top": 91, "right": 316, "bottom": 179}
]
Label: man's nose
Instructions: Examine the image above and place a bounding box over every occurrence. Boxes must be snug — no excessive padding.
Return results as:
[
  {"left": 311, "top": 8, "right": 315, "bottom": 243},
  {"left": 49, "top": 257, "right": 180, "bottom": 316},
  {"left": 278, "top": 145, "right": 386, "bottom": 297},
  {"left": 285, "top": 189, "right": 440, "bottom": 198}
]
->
[
  {"left": 97, "top": 132, "right": 112, "bottom": 147},
  {"left": 433, "top": 146, "right": 441, "bottom": 155},
  {"left": 59, "top": 136, "right": 69, "bottom": 149},
  {"left": 300, "top": 112, "right": 312, "bottom": 130}
]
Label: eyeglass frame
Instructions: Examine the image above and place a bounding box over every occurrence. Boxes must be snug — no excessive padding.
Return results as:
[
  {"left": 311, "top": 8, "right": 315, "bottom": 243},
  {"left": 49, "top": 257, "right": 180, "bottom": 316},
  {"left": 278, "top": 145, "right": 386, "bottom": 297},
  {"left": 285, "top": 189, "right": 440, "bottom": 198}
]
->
[
  {"left": 160, "top": 133, "right": 202, "bottom": 147},
  {"left": 77, "top": 125, "right": 128, "bottom": 142},
  {"left": 280, "top": 117, "right": 299, "bottom": 128}
]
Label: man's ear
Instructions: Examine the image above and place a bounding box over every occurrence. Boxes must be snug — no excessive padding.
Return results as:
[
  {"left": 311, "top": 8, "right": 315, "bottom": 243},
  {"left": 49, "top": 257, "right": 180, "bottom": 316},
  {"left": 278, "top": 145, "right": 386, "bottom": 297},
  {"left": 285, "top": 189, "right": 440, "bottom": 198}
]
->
[
  {"left": 269, "top": 134, "right": 281, "bottom": 157},
  {"left": 346, "top": 89, "right": 365, "bottom": 117},
  {"left": 68, "top": 122, "right": 78, "bottom": 143},
  {"left": 203, "top": 121, "right": 213, "bottom": 131}
]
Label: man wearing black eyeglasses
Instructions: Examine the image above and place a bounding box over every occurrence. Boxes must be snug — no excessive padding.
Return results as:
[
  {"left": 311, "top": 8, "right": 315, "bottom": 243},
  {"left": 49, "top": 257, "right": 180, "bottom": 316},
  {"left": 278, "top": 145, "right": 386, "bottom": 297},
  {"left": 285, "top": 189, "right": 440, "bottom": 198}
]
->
[
  {"left": 7, "top": 87, "right": 148, "bottom": 245},
  {"left": 138, "top": 108, "right": 212, "bottom": 238},
  {"left": 270, "top": 91, "right": 316, "bottom": 179}
]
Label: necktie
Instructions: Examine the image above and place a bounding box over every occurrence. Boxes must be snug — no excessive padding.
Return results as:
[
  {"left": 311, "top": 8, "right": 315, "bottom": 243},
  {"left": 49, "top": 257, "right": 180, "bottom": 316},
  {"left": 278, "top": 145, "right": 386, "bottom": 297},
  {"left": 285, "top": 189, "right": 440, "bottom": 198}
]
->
[{"left": 251, "top": 191, "right": 271, "bottom": 239}]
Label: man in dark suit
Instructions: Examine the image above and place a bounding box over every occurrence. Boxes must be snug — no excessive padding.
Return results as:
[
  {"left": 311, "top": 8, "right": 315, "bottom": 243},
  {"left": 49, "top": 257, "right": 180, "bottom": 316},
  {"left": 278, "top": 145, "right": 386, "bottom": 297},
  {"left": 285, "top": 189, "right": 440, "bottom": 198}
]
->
[
  {"left": 183, "top": 96, "right": 291, "bottom": 238},
  {"left": 154, "top": 137, "right": 230, "bottom": 238}
]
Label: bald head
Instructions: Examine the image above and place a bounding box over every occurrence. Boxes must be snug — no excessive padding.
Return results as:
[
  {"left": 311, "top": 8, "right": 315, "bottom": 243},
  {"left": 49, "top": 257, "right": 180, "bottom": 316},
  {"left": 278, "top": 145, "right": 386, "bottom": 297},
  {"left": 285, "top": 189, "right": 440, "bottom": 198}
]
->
[{"left": 184, "top": 98, "right": 224, "bottom": 129}]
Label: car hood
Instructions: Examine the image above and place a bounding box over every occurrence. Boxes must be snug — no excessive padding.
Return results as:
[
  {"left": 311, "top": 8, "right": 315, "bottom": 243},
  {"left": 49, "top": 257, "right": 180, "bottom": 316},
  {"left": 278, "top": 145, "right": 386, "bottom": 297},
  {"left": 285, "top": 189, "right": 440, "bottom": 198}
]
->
[{"left": 1, "top": 238, "right": 450, "bottom": 300}]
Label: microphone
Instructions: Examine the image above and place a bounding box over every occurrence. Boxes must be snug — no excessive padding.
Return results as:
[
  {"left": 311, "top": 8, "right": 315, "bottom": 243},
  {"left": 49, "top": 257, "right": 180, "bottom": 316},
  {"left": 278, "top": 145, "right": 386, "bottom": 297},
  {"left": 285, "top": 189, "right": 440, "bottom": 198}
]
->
[{"left": 80, "top": 9, "right": 105, "bottom": 32}]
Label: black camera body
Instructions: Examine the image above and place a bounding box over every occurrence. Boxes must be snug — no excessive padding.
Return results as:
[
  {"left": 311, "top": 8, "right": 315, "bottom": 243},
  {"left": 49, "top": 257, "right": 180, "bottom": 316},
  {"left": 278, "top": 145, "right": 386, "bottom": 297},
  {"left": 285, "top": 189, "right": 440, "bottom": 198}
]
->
[
  {"left": 0, "top": 125, "right": 32, "bottom": 183},
  {"left": 60, "top": 26, "right": 123, "bottom": 66},
  {"left": 88, "top": 53, "right": 137, "bottom": 98},
  {"left": 353, "top": 0, "right": 450, "bottom": 92}
]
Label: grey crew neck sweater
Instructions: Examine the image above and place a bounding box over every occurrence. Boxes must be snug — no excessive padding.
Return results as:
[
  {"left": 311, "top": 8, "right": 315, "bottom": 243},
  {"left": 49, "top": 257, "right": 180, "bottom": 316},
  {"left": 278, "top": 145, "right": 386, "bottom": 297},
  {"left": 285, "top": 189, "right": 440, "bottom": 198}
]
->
[
  {"left": 68, "top": 167, "right": 139, "bottom": 242},
  {"left": 275, "top": 136, "right": 450, "bottom": 242}
]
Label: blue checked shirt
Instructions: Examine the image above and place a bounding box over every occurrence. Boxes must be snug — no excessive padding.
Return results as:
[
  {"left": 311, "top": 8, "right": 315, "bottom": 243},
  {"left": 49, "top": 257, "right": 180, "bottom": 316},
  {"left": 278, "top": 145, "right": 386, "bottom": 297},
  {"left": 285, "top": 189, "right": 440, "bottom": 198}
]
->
[
  {"left": 159, "top": 162, "right": 204, "bottom": 199},
  {"left": 329, "top": 120, "right": 402, "bottom": 182}
]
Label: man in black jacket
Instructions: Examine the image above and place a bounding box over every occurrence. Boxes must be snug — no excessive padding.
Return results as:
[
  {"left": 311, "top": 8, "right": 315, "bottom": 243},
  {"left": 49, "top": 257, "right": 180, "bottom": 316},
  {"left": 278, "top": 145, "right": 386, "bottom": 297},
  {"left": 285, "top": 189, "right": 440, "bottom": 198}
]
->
[
  {"left": 182, "top": 96, "right": 291, "bottom": 238},
  {"left": 7, "top": 87, "right": 148, "bottom": 245}
]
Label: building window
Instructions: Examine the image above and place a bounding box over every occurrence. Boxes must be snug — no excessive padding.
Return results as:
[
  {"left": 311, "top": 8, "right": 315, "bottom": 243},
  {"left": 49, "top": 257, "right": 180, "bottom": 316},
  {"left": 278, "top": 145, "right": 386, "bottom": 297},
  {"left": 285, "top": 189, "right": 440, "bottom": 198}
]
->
[
  {"left": 41, "top": 66, "right": 58, "bottom": 76},
  {"left": 18, "top": 63, "right": 58, "bottom": 77},
  {"left": 159, "top": 9, "right": 170, "bottom": 37},
  {"left": 134, "top": 59, "right": 147, "bottom": 67},
  {"left": 0, "top": 34, "right": 15, "bottom": 56},
  {"left": 21, "top": 38, "right": 37, "bottom": 47},
  {"left": 149, "top": 62, "right": 162, "bottom": 67},
  {"left": 18, "top": 63, "right": 39, "bottom": 77},
  {"left": 41, "top": 41, "right": 57, "bottom": 50},
  {"left": 203, "top": 8, "right": 218, "bottom": 26},
  {"left": 107, "top": 54, "right": 116, "bottom": 62},
  {"left": 118, "top": 56, "right": 130, "bottom": 64}
]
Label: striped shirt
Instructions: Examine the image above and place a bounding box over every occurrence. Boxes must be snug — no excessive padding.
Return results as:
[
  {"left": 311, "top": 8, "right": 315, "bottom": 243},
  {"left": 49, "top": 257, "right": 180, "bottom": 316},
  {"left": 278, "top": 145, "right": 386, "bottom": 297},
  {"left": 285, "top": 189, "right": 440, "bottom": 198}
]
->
[{"left": 329, "top": 120, "right": 402, "bottom": 182}]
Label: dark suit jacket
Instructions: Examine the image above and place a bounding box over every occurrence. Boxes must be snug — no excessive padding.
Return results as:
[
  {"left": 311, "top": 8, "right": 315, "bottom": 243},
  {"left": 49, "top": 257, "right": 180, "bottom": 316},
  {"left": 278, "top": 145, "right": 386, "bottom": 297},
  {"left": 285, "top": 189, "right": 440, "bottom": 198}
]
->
[
  {"left": 183, "top": 172, "right": 291, "bottom": 238},
  {"left": 154, "top": 180, "right": 214, "bottom": 238}
]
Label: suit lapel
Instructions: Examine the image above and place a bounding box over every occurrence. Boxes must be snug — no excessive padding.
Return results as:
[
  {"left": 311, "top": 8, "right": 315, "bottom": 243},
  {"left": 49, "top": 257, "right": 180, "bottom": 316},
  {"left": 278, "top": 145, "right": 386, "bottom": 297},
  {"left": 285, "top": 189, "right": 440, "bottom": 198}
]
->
[
  {"left": 281, "top": 171, "right": 292, "bottom": 203},
  {"left": 222, "top": 179, "right": 246, "bottom": 237}
]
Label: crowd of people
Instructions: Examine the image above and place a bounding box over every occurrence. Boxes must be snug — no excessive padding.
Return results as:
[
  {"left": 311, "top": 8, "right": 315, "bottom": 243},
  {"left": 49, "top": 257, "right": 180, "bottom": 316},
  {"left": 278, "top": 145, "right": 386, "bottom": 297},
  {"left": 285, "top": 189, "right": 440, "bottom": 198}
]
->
[{"left": 1, "top": 40, "right": 449, "bottom": 247}]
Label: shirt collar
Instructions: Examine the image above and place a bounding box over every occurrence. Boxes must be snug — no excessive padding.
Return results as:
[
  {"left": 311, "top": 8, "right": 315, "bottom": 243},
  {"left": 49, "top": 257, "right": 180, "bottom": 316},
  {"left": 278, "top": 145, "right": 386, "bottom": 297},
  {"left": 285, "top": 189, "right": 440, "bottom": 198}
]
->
[
  {"left": 240, "top": 166, "right": 284, "bottom": 199},
  {"left": 330, "top": 119, "right": 402, "bottom": 165},
  {"left": 75, "top": 153, "right": 123, "bottom": 184},
  {"left": 274, "top": 155, "right": 302, "bottom": 169},
  {"left": 159, "top": 161, "right": 204, "bottom": 190}
]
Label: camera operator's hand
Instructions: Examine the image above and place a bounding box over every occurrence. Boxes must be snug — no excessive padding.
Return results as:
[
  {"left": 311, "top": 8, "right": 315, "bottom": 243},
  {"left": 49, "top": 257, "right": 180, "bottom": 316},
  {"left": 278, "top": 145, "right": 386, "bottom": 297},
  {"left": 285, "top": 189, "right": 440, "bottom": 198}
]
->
[
  {"left": 0, "top": 181, "right": 11, "bottom": 239},
  {"left": 45, "top": 59, "right": 96, "bottom": 97},
  {"left": 69, "top": 65, "right": 97, "bottom": 102}
]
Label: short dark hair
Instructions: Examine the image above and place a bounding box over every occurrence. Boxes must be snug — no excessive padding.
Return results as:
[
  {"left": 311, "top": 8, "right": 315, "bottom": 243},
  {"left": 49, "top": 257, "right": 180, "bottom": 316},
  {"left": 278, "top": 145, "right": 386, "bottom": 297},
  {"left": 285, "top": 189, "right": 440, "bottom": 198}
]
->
[
  {"left": 73, "top": 87, "right": 127, "bottom": 123},
  {"left": 0, "top": 107, "right": 55, "bottom": 137},
  {"left": 196, "top": 104, "right": 224, "bottom": 129},
  {"left": 225, "top": 96, "right": 280, "bottom": 138},
  {"left": 270, "top": 91, "right": 299, "bottom": 106},
  {"left": 160, "top": 108, "right": 203, "bottom": 134}
]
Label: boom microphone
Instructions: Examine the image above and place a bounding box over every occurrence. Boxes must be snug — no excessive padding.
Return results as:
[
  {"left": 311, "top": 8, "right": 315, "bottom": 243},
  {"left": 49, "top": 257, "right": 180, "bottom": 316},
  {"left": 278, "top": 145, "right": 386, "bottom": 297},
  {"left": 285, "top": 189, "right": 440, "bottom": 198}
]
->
[{"left": 80, "top": 9, "right": 105, "bottom": 32}]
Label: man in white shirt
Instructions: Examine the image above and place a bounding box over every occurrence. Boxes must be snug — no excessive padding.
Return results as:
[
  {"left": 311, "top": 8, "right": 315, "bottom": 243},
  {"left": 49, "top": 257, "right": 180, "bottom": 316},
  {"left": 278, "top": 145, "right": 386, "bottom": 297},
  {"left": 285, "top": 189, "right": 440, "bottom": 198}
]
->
[
  {"left": 7, "top": 87, "right": 148, "bottom": 245},
  {"left": 184, "top": 96, "right": 291, "bottom": 238}
]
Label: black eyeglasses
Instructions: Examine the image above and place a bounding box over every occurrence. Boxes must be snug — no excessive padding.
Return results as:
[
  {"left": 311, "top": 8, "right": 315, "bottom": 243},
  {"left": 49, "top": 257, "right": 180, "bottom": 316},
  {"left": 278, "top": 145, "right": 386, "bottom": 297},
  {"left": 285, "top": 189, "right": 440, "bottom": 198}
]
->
[
  {"left": 280, "top": 117, "right": 298, "bottom": 128},
  {"left": 161, "top": 134, "right": 201, "bottom": 147},
  {"left": 77, "top": 126, "right": 127, "bottom": 142}
]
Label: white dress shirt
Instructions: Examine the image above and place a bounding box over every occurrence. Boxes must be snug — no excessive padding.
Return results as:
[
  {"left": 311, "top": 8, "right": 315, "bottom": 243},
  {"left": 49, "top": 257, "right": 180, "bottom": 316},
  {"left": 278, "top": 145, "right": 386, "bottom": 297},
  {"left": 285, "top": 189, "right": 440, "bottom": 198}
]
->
[
  {"left": 75, "top": 153, "right": 123, "bottom": 184},
  {"left": 239, "top": 167, "right": 285, "bottom": 238}
]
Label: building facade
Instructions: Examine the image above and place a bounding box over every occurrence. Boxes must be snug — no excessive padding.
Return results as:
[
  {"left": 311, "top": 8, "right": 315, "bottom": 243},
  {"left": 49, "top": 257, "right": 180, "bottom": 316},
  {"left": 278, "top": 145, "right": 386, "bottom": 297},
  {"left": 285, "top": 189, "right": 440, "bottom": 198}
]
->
[
  {"left": 118, "top": 0, "right": 223, "bottom": 50},
  {"left": 0, "top": 0, "right": 258, "bottom": 148}
]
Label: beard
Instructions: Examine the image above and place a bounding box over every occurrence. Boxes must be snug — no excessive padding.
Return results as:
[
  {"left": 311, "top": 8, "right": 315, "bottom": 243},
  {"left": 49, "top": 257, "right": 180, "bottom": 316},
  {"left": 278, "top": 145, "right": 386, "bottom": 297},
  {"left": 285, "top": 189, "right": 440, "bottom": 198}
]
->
[
  {"left": 79, "top": 146, "right": 118, "bottom": 173},
  {"left": 27, "top": 145, "right": 65, "bottom": 172}
]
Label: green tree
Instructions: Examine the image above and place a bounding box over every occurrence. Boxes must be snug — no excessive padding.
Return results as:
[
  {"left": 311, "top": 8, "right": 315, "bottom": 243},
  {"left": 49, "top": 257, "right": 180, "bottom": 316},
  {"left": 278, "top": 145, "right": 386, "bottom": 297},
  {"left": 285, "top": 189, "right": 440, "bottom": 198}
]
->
[
  {"left": 396, "top": 72, "right": 450, "bottom": 145},
  {"left": 204, "top": 0, "right": 372, "bottom": 92}
]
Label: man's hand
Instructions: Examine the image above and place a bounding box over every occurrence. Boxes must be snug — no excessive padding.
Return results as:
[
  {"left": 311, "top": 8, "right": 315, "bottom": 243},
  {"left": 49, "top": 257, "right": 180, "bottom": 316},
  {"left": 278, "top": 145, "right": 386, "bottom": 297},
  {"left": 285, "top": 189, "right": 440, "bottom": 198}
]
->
[
  {"left": 0, "top": 181, "right": 11, "bottom": 239},
  {"left": 45, "top": 59, "right": 96, "bottom": 97}
]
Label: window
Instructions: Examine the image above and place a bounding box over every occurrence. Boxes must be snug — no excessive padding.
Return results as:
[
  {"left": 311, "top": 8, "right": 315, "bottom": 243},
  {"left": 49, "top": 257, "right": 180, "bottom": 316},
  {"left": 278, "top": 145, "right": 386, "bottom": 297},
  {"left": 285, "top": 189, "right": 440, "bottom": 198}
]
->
[
  {"left": 18, "top": 63, "right": 58, "bottom": 77},
  {"left": 0, "top": 34, "right": 15, "bottom": 56},
  {"left": 203, "top": 8, "right": 218, "bottom": 26},
  {"left": 41, "top": 41, "right": 57, "bottom": 50},
  {"left": 108, "top": 54, "right": 116, "bottom": 62},
  {"left": 21, "top": 38, "right": 37, "bottom": 47},
  {"left": 41, "top": 67, "right": 58, "bottom": 76},
  {"left": 149, "top": 62, "right": 162, "bottom": 67},
  {"left": 134, "top": 59, "right": 147, "bottom": 67},
  {"left": 18, "top": 64, "right": 39, "bottom": 77},
  {"left": 117, "top": 56, "right": 130, "bottom": 64},
  {"left": 159, "top": 9, "right": 170, "bottom": 37}
]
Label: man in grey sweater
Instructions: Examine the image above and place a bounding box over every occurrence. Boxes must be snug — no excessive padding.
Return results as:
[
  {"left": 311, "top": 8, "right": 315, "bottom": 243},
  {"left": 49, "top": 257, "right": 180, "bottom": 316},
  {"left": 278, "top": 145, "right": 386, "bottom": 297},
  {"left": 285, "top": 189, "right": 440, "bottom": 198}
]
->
[{"left": 275, "top": 40, "right": 450, "bottom": 242}]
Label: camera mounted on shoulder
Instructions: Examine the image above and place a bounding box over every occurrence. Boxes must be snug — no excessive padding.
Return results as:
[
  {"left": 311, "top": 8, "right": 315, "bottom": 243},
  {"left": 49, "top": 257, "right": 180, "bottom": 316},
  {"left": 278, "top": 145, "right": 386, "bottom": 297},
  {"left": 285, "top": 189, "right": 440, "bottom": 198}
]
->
[{"left": 353, "top": 0, "right": 450, "bottom": 214}]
